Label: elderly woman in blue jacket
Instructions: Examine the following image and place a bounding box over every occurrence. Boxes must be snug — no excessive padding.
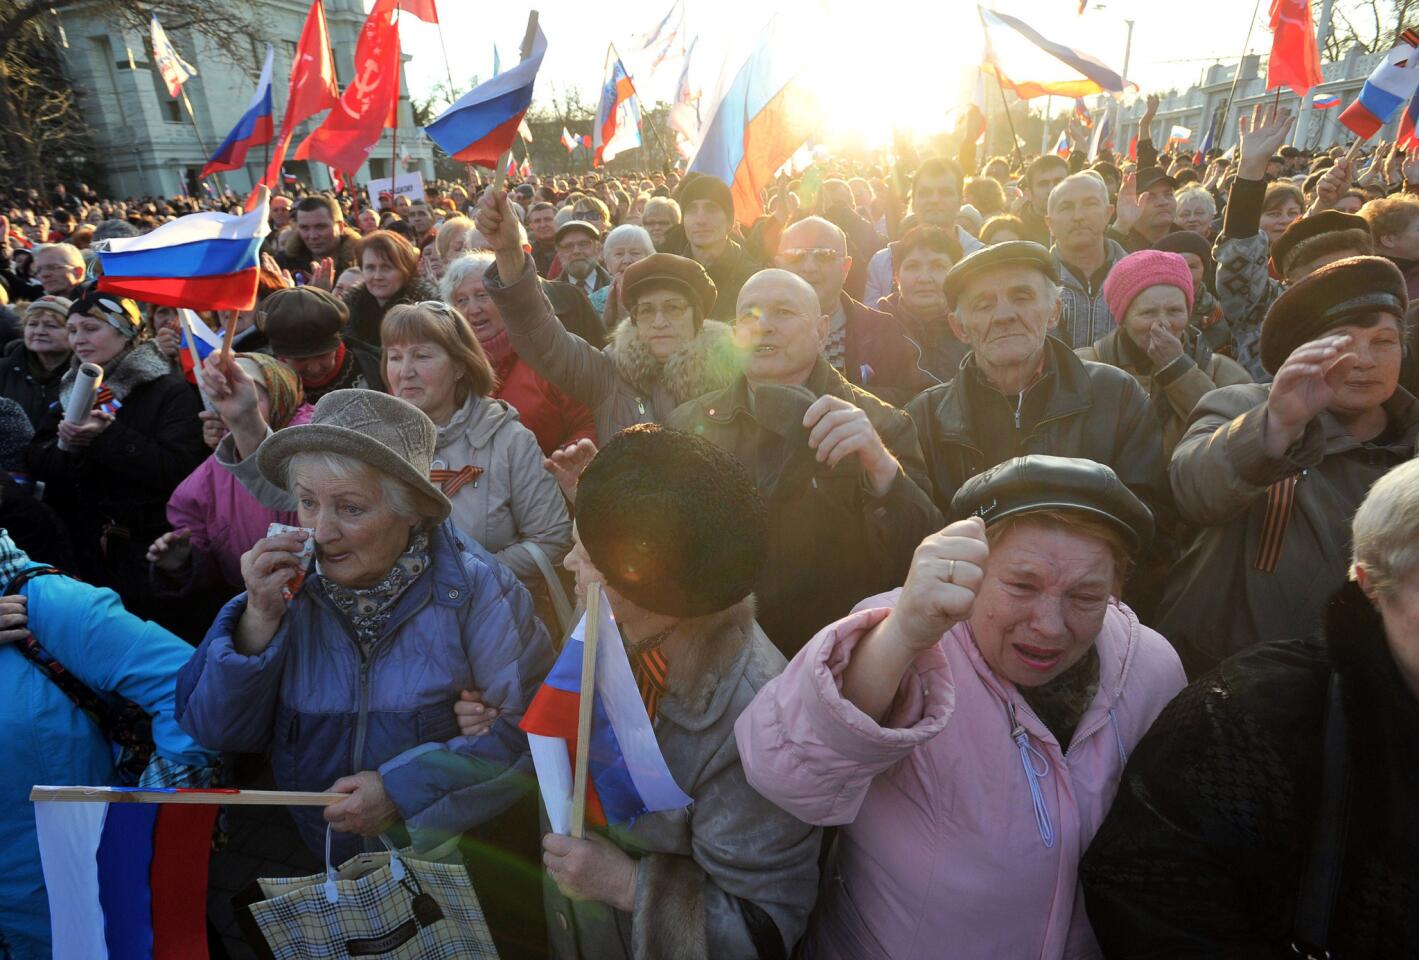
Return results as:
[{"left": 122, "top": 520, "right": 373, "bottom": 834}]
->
[
  {"left": 0, "top": 528, "right": 216, "bottom": 960},
  {"left": 174, "top": 386, "right": 552, "bottom": 928}
]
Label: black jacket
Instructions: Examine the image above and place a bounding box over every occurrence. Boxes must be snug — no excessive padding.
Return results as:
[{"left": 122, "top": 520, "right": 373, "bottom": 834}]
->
[
  {"left": 342, "top": 275, "right": 438, "bottom": 348},
  {"left": 27, "top": 342, "right": 206, "bottom": 612},
  {"left": 666, "top": 358, "right": 942, "bottom": 655},
  {"left": 904, "top": 335, "right": 1167, "bottom": 515},
  {"left": 1081, "top": 582, "right": 1419, "bottom": 958},
  {"left": 0, "top": 339, "right": 68, "bottom": 427}
]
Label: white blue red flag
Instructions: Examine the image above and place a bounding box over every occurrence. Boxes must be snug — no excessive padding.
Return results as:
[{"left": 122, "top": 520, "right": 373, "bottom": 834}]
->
[
  {"left": 1312, "top": 92, "right": 1341, "bottom": 109},
  {"left": 594, "top": 48, "right": 642, "bottom": 166},
  {"left": 34, "top": 793, "right": 218, "bottom": 958},
  {"left": 1054, "top": 130, "right": 1070, "bottom": 158},
  {"left": 519, "top": 597, "right": 691, "bottom": 832},
  {"left": 149, "top": 15, "right": 196, "bottom": 99},
  {"left": 561, "top": 126, "right": 577, "bottom": 152},
  {"left": 688, "top": 10, "right": 821, "bottom": 224},
  {"left": 980, "top": 6, "right": 1132, "bottom": 100},
  {"left": 200, "top": 45, "right": 275, "bottom": 179},
  {"left": 426, "top": 26, "right": 547, "bottom": 169},
  {"left": 1339, "top": 39, "right": 1419, "bottom": 139},
  {"left": 98, "top": 194, "right": 270, "bottom": 311}
]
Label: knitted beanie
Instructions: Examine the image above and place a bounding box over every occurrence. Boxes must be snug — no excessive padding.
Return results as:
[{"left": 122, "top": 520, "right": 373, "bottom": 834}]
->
[
  {"left": 575, "top": 424, "right": 767, "bottom": 618},
  {"left": 0, "top": 398, "right": 34, "bottom": 472},
  {"left": 1101, "top": 250, "right": 1195, "bottom": 326}
]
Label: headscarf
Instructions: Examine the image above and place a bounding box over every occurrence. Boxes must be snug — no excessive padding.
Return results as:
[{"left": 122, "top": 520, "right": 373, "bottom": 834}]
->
[{"left": 240, "top": 352, "right": 304, "bottom": 430}]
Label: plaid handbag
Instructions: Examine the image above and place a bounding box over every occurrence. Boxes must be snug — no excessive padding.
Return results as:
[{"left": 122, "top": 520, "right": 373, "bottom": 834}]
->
[{"left": 235, "top": 828, "right": 500, "bottom": 960}]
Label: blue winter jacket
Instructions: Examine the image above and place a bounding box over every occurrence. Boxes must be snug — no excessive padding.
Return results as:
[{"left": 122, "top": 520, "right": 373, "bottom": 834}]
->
[
  {"left": 0, "top": 564, "right": 215, "bottom": 960},
  {"left": 175, "top": 521, "right": 553, "bottom": 862}
]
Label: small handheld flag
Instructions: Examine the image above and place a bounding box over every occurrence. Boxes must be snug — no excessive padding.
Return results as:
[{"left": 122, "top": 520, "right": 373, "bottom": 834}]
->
[
  {"left": 98, "top": 189, "right": 271, "bottom": 311},
  {"left": 519, "top": 585, "right": 692, "bottom": 834},
  {"left": 561, "top": 126, "right": 577, "bottom": 152},
  {"left": 1312, "top": 92, "right": 1341, "bottom": 109},
  {"left": 426, "top": 24, "right": 547, "bottom": 169},
  {"left": 1339, "top": 38, "right": 1419, "bottom": 139}
]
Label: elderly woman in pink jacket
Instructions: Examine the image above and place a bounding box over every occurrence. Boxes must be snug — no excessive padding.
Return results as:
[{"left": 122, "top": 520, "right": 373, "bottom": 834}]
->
[{"left": 736, "top": 456, "right": 1186, "bottom": 959}]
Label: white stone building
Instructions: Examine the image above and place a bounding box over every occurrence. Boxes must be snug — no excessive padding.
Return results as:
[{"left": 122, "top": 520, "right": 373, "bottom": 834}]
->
[{"left": 57, "top": 0, "right": 435, "bottom": 198}]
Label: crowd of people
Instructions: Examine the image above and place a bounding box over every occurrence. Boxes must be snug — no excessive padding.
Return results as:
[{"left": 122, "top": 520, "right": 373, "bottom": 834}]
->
[{"left": 2, "top": 90, "right": 1418, "bottom": 959}]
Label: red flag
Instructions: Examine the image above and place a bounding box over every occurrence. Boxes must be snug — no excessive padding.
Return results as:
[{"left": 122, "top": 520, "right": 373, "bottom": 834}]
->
[
  {"left": 398, "top": 0, "right": 438, "bottom": 22},
  {"left": 1127, "top": 136, "right": 1137, "bottom": 160},
  {"left": 1267, "top": 0, "right": 1323, "bottom": 96},
  {"left": 296, "top": 0, "right": 401, "bottom": 173},
  {"left": 263, "top": 0, "right": 340, "bottom": 188}
]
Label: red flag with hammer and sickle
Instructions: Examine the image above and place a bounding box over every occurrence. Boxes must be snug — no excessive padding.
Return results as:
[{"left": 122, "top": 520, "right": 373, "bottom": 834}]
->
[{"left": 296, "top": 0, "right": 400, "bottom": 172}]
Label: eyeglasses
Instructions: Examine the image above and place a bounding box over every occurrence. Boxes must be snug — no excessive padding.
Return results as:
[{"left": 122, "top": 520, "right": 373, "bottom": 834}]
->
[
  {"left": 416, "top": 300, "right": 467, "bottom": 322},
  {"left": 558, "top": 239, "right": 598, "bottom": 255},
  {"left": 777, "top": 247, "right": 844, "bottom": 268},
  {"left": 630, "top": 299, "right": 692, "bottom": 325}
]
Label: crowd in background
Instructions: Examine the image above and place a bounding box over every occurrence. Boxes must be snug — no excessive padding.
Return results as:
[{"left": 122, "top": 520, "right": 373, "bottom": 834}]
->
[{"left": 2, "top": 89, "right": 1419, "bottom": 959}]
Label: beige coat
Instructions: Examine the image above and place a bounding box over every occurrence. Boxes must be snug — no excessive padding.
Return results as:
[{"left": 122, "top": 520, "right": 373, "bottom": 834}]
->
[
  {"left": 1076, "top": 328, "right": 1252, "bottom": 456},
  {"left": 434, "top": 394, "right": 570, "bottom": 580}
]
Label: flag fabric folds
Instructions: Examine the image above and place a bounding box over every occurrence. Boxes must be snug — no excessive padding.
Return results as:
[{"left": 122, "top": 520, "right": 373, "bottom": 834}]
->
[
  {"left": 669, "top": 37, "right": 702, "bottom": 159},
  {"left": 687, "top": 13, "right": 821, "bottom": 225},
  {"left": 561, "top": 126, "right": 577, "bottom": 152},
  {"left": 979, "top": 6, "right": 1131, "bottom": 100},
  {"left": 35, "top": 798, "right": 218, "bottom": 960},
  {"left": 594, "top": 48, "right": 642, "bottom": 166},
  {"left": 1267, "top": 0, "right": 1324, "bottom": 96},
  {"left": 296, "top": 0, "right": 401, "bottom": 173},
  {"left": 1168, "top": 124, "right": 1192, "bottom": 144},
  {"left": 1194, "top": 114, "right": 1216, "bottom": 165},
  {"left": 200, "top": 46, "right": 275, "bottom": 179},
  {"left": 518, "top": 117, "right": 534, "bottom": 142},
  {"left": 426, "top": 27, "right": 548, "bottom": 168},
  {"left": 1312, "top": 92, "right": 1342, "bottom": 108},
  {"left": 1053, "top": 130, "right": 1070, "bottom": 158},
  {"left": 1339, "top": 41, "right": 1419, "bottom": 138},
  {"left": 397, "top": 0, "right": 439, "bottom": 23},
  {"left": 263, "top": 0, "right": 340, "bottom": 189},
  {"left": 519, "top": 598, "right": 691, "bottom": 832},
  {"left": 149, "top": 15, "right": 196, "bottom": 99},
  {"left": 98, "top": 196, "right": 270, "bottom": 311},
  {"left": 1088, "top": 109, "right": 1112, "bottom": 161},
  {"left": 1399, "top": 88, "right": 1419, "bottom": 149},
  {"left": 1072, "top": 97, "right": 1094, "bottom": 129}
]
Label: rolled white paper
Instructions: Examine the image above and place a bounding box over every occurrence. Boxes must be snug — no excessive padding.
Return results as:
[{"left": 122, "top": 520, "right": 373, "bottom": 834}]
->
[{"left": 58, "top": 362, "right": 104, "bottom": 451}]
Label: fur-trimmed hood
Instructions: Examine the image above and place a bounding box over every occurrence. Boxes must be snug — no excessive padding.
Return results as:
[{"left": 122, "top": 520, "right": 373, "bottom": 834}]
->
[
  {"left": 58, "top": 340, "right": 172, "bottom": 407},
  {"left": 606, "top": 317, "right": 741, "bottom": 408},
  {"left": 281, "top": 224, "right": 361, "bottom": 269}
]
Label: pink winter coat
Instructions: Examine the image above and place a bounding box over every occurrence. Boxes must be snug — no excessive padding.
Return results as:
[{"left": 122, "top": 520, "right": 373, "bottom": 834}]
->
[
  {"left": 163, "top": 404, "right": 313, "bottom": 591},
  {"left": 735, "top": 591, "right": 1185, "bottom": 960}
]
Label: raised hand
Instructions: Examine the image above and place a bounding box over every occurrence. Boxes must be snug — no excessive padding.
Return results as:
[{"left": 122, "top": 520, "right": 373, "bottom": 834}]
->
[
  {"left": 239, "top": 528, "right": 310, "bottom": 627},
  {"left": 884, "top": 517, "right": 991, "bottom": 652},
  {"left": 1236, "top": 102, "right": 1296, "bottom": 179},
  {"left": 543, "top": 438, "right": 597, "bottom": 502},
  {"left": 1113, "top": 172, "right": 1142, "bottom": 234},
  {"left": 1264, "top": 333, "right": 1357, "bottom": 457}
]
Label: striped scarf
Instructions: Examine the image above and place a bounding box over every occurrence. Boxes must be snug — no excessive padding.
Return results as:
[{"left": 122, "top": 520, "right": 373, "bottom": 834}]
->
[{"left": 632, "top": 644, "right": 670, "bottom": 723}]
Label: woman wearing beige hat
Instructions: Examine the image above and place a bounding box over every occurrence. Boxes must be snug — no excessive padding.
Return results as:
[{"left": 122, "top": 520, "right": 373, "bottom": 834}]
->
[{"left": 175, "top": 387, "right": 554, "bottom": 955}]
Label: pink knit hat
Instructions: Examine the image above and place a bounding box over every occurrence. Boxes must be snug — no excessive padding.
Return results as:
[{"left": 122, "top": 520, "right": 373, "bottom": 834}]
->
[{"left": 1101, "top": 250, "right": 1195, "bottom": 326}]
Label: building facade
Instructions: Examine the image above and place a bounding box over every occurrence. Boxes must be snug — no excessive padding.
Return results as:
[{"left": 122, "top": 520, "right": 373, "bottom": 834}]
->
[
  {"left": 57, "top": 0, "right": 434, "bottom": 198},
  {"left": 1121, "top": 45, "right": 1394, "bottom": 157}
]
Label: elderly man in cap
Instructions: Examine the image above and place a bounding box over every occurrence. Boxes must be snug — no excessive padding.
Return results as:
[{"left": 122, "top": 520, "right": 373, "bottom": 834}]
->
[
  {"left": 261, "top": 286, "right": 384, "bottom": 405},
  {"left": 553, "top": 220, "right": 611, "bottom": 298},
  {"left": 1158, "top": 255, "right": 1419, "bottom": 677},
  {"left": 667, "top": 268, "right": 941, "bottom": 655},
  {"left": 672, "top": 174, "right": 761, "bottom": 321},
  {"left": 905, "top": 240, "right": 1165, "bottom": 541}
]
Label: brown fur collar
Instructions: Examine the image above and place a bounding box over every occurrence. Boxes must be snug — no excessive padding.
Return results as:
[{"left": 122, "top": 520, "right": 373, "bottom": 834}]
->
[
  {"left": 653, "top": 597, "right": 756, "bottom": 716},
  {"left": 281, "top": 224, "right": 361, "bottom": 267},
  {"left": 632, "top": 853, "right": 707, "bottom": 960},
  {"left": 607, "top": 317, "right": 740, "bottom": 406}
]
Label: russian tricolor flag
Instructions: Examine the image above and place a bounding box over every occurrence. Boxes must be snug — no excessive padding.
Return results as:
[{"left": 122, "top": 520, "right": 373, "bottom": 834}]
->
[
  {"left": 425, "top": 27, "right": 547, "bottom": 169},
  {"left": 34, "top": 795, "right": 217, "bottom": 959},
  {"left": 1312, "top": 92, "right": 1342, "bottom": 109},
  {"left": 1339, "top": 40, "right": 1419, "bottom": 139},
  {"left": 97, "top": 191, "right": 270, "bottom": 311},
  {"left": 687, "top": 11, "right": 821, "bottom": 225},
  {"left": 519, "top": 596, "right": 691, "bottom": 832},
  {"left": 199, "top": 45, "right": 275, "bottom": 180}
]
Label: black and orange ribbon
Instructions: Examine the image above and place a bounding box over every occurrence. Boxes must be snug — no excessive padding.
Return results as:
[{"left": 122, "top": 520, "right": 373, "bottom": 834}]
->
[
  {"left": 632, "top": 646, "right": 669, "bottom": 723},
  {"left": 1255, "top": 474, "right": 1300, "bottom": 573},
  {"left": 429, "top": 466, "right": 483, "bottom": 498}
]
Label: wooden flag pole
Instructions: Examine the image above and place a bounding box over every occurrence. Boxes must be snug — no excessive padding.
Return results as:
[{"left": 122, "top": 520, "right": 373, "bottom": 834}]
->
[
  {"left": 569, "top": 580, "right": 602, "bottom": 840},
  {"left": 494, "top": 10, "right": 540, "bottom": 190},
  {"left": 31, "top": 786, "right": 344, "bottom": 806}
]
